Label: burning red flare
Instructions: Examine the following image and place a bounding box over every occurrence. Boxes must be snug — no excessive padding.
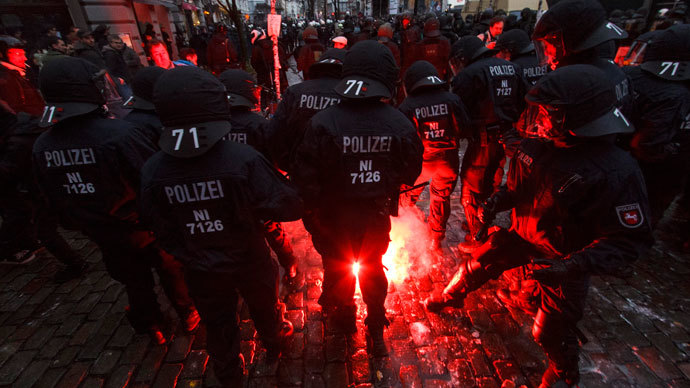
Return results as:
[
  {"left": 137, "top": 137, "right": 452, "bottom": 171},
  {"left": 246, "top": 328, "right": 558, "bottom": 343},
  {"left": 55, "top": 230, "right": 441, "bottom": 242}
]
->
[{"left": 381, "top": 205, "right": 437, "bottom": 285}]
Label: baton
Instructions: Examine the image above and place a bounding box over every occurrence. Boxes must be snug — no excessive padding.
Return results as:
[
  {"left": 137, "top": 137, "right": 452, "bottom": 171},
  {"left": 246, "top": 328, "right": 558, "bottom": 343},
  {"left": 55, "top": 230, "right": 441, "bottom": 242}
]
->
[
  {"left": 473, "top": 222, "right": 490, "bottom": 242},
  {"left": 399, "top": 181, "right": 430, "bottom": 194}
]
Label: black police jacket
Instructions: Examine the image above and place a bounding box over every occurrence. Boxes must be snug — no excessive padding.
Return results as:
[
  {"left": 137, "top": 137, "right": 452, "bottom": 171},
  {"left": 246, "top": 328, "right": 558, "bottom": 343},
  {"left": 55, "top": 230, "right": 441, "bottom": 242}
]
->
[
  {"left": 417, "top": 37, "right": 452, "bottom": 80},
  {"left": 227, "top": 108, "right": 270, "bottom": 159},
  {"left": 267, "top": 76, "right": 341, "bottom": 172},
  {"left": 292, "top": 99, "right": 423, "bottom": 210},
  {"left": 500, "top": 138, "right": 653, "bottom": 275},
  {"left": 511, "top": 53, "right": 548, "bottom": 87},
  {"left": 398, "top": 88, "right": 470, "bottom": 159},
  {"left": 623, "top": 66, "right": 690, "bottom": 164},
  {"left": 0, "top": 114, "right": 42, "bottom": 200},
  {"left": 32, "top": 111, "right": 157, "bottom": 231},
  {"left": 124, "top": 109, "right": 163, "bottom": 146},
  {"left": 451, "top": 56, "right": 528, "bottom": 130},
  {"left": 140, "top": 141, "right": 303, "bottom": 272}
]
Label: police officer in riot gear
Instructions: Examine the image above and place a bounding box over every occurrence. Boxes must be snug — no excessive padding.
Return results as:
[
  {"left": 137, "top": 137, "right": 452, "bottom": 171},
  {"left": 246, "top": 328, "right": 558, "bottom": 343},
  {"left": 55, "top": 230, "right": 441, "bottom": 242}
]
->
[
  {"left": 439, "top": 14, "right": 458, "bottom": 44},
  {"left": 0, "top": 103, "right": 87, "bottom": 278},
  {"left": 140, "top": 66, "right": 301, "bottom": 385},
  {"left": 123, "top": 66, "right": 166, "bottom": 144},
  {"left": 399, "top": 60, "right": 470, "bottom": 250},
  {"left": 449, "top": 36, "right": 528, "bottom": 252},
  {"left": 495, "top": 29, "right": 549, "bottom": 86},
  {"left": 33, "top": 57, "right": 198, "bottom": 344},
  {"left": 400, "top": 13, "right": 422, "bottom": 80},
  {"left": 623, "top": 24, "right": 690, "bottom": 227},
  {"left": 426, "top": 65, "right": 653, "bottom": 388},
  {"left": 218, "top": 69, "right": 303, "bottom": 291},
  {"left": 293, "top": 40, "right": 423, "bottom": 356},
  {"left": 532, "top": 0, "right": 633, "bottom": 116},
  {"left": 417, "top": 18, "right": 452, "bottom": 81},
  {"left": 268, "top": 48, "right": 345, "bottom": 173},
  {"left": 377, "top": 23, "right": 401, "bottom": 68}
]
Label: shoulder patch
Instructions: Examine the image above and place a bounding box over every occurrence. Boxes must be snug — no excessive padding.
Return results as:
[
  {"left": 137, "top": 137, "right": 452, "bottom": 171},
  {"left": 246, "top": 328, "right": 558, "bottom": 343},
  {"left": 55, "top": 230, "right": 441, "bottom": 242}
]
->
[
  {"left": 515, "top": 149, "right": 533, "bottom": 168},
  {"left": 616, "top": 203, "right": 644, "bottom": 228}
]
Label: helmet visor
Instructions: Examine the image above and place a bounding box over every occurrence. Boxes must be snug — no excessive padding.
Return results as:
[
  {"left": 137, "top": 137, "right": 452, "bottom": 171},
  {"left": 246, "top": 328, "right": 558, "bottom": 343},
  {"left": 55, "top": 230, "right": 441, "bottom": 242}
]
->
[
  {"left": 516, "top": 103, "right": 566, "bottom": 139},
  {"left": 623, "top": 41, "right": 648, "bottom": 66},
  {"left": 534, "top": 30, "right": 565, "bottom": 70}
]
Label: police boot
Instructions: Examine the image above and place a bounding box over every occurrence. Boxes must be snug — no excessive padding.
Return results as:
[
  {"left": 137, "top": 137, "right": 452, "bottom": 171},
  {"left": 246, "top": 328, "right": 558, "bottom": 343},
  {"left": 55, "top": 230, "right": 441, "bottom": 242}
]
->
[
  {"left": 365, "top": 315, "right": 390, "bottom": 357},
  {"left": 125, "top": 307, "right": 171, "bottom": 345},
  {"left": 425, "top": 258, "right": 483, "bottom": 313},
  {"left": 458, "top": 239, "right": 483, "bottom": 253}
]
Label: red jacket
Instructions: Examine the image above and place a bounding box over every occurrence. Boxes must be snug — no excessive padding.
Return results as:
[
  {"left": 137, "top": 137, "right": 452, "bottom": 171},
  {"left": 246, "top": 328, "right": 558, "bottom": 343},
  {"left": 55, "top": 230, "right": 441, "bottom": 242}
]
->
[{"left": 0, "top": 63, "right": 44, "bottom": 117}]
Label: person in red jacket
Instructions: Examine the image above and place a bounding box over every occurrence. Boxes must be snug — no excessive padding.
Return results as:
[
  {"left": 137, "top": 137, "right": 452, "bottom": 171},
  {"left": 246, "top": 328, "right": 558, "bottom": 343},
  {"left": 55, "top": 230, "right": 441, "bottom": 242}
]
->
[
  {"left": 0, "top": 42, "right": 44, "bottom": 117},
  {"left": 207, "top": 24, "right": 239, "bottom": 75},
  {"left": 297, "top": 26, "right": 325, "bottom": 79}
]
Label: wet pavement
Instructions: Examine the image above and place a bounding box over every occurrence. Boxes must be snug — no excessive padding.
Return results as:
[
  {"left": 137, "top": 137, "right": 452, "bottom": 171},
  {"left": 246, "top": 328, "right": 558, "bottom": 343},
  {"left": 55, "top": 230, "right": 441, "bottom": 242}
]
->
[
  {"left": 0, "top": 179, "right": 689, "bottom": 388},
  {"left": 0, "top": 64, "right": 689, "bottom": 387}
]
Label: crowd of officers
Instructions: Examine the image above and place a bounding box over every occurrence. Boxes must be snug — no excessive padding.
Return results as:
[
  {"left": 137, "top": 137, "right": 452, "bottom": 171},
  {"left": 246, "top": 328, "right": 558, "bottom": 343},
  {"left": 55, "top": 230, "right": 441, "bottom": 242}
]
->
[{"left": 1, "top": 0, "right": 690, "bottom": 386}]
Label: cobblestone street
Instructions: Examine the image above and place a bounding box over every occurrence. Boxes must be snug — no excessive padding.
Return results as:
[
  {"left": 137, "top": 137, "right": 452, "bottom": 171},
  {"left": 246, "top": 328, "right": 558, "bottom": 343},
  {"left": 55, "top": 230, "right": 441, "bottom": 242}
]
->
[{"left": 0, "top": 184, "right": 689, "bottom": 388}]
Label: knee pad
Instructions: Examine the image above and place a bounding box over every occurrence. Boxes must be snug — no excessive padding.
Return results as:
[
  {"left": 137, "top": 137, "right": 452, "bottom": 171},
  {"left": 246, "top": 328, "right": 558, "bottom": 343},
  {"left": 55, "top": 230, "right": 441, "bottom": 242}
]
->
[{"left": 532, "top": 309, "right": 563, "bottom": 349}]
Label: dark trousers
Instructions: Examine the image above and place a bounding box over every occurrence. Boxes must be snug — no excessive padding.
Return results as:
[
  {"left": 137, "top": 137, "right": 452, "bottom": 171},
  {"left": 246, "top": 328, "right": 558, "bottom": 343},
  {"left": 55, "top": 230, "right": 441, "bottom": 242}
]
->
[
  {"left": 402, "top": 150, "right": 460, "bottom": 236},
  {"left": 185, "top": 258, "right": 280, "bottom": 384},
  {"left": 90, "top": 229, "right": 194, "bottom": 330},
  {"left": 460, "top": 139, "right": 506, "bottom": 235},
  {"left": 450, "top": 229, "right": 588, "bottom": 382},
  {"left": 307, "top": 207, "right": 391, "bottom": 326},
  {"left": 640, "top": 161, "right": 688, "bottom": 227},
  {"left": 264, "top": 221, "right": 296, "bottom": 270},
  {"left": 0, "top": 196, "right": 81, "bottom": 266}
]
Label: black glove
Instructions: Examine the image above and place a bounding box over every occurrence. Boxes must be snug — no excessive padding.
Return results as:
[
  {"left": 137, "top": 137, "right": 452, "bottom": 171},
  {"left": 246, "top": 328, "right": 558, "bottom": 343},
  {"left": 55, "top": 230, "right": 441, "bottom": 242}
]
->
[
  {"left": 477, "top": 198, "right": 497, "bottom": 225},
  {"left": 530, "top": 258, "right": 581, "bottom": 284}
]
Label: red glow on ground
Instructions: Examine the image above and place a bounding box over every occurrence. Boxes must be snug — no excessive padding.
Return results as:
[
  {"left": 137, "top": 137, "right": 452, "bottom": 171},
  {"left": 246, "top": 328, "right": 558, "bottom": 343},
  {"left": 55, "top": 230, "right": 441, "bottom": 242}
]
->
[{"left": 282, "top": 205, "right": 438, "bottom": 297}]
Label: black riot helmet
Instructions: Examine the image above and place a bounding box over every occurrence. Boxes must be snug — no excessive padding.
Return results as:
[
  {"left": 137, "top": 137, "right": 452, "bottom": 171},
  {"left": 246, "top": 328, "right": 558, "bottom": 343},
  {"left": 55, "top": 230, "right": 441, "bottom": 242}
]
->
[
  {"left": 495, "top": 29, "right": 534, "bottom": 60},
  {"left": 439, "top": 14, "right": 453, "bottom": 32},
  {"left": 38, "top": 57, "right": 106, "bottom": 127},
  {"left": 309, "top": 48, "right": 346, "bottom": 79},
  {"left": 640, "top": 24, "right": 690, "bottom": 81},
  {"left": 334, "top": 40, "right": 398, "bottom": 100},
  {"left": 218, "top": 69, "right": 260, "bottom": 109},
  {"left": 533, "top": 0, "right": 628, "bottom": 70},
  {"left": 404, "top": 60, "right": 446, "bottom": 94},
  {"left": 516, "top": 64, "right": 633, "bottom": 143},
  {"left": 449, "top": 36, "right": 497, "bottom": 75},
  {"left": 124, "top": 66, "right": 166, "bottom": 110},
  {"left": 153, "top": 66, "right": 232, "bottom": 158}
]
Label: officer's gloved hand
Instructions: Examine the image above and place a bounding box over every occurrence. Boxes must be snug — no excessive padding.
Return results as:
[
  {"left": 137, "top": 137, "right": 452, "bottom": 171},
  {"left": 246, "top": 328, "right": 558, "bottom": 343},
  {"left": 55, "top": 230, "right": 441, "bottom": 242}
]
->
[
  {"left": 529, "top": 258, "right": 582, "bottom": 284},
  {"left": 477, "top": 196, "right": 498, "bottom": 225}
]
